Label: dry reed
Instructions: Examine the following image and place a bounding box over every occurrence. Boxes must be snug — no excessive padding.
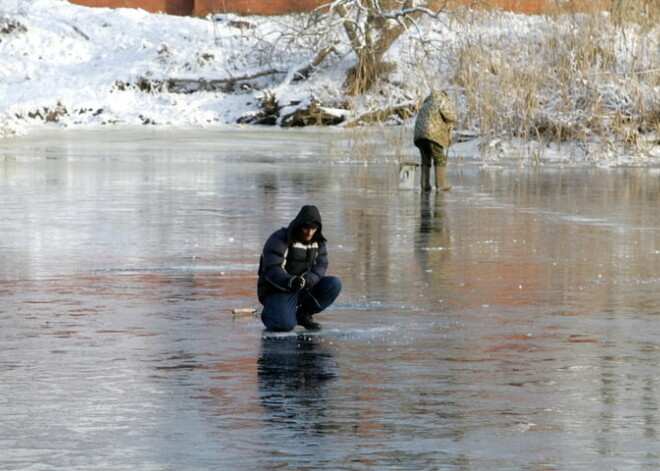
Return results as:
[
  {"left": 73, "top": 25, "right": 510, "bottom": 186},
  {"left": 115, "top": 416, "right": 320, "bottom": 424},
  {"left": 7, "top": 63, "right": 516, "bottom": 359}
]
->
[{"left": 452, "top": 0, "right": 659, "bottom": 156}]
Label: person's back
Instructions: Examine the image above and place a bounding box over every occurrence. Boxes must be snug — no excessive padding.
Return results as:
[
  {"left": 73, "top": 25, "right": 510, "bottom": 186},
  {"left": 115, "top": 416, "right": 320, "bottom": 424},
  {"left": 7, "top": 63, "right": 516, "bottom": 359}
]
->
[{"left": 414, "top": 92, "right": 457, "bottom": 191}]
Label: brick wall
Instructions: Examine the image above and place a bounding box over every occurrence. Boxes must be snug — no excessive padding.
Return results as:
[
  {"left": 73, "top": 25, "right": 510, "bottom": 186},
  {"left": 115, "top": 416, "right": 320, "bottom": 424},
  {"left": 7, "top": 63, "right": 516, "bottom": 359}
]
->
[
  {"left": 70, "top": 0, "right": 193, "bottom": 15},
  {"left": 483, "top": 0, "right": 610, "bottom": 14},
  {"left": 67, "top": 0, "right": 325, "bottom": 15},
  {"left": 191, "top": 0, "right": 552, "bottom": 16},
  {"left": 67, "top": 0, "right": 609, "bottom": 16},
  {"left": 194, "top": 0, "right": 326, "bottom": 16}
]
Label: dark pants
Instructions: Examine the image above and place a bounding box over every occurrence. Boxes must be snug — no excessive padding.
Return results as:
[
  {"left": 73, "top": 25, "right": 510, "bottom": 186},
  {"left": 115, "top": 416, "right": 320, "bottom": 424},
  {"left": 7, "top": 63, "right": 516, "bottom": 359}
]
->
[
  {"left": 415, "top": 139, "right": 447, "bottom": 167},
  {"left": 261, "top": 276, "right": 342, "bottom": 332}
]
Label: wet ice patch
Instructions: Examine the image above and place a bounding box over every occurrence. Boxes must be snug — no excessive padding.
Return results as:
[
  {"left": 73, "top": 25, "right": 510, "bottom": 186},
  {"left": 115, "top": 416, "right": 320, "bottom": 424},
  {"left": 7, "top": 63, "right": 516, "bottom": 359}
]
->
[
  {"left": 333, "top": 301, "right": 383, "bottom": 310},
  {"left": 262, "top": 325, "right": 398, "bottom": 342},
  {"left": 88, "top": 265, "right": 252, "bottom": 274}
]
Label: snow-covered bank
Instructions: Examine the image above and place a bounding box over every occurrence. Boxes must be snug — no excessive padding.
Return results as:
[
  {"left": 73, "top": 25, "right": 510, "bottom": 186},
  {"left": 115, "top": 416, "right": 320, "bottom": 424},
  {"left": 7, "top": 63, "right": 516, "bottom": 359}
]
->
[{"left": 0, "top": 0, "right": 658, "bottom": 165}]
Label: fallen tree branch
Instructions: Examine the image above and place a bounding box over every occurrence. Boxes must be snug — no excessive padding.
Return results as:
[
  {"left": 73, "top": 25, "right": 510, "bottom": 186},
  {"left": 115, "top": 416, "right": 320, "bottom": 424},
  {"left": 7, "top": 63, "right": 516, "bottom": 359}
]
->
[
  {"left": 293, "top": 44, "right": 338, "bottom": 81},
  {"left": 132, "top": 68, "right": 285, "bottom": 94},
  {"left": 135, "top": 51, "right": 338, "bottom": 93},
  {"left": 346, "top": 102, "right": 418, "bottom": 126},
  {"left": 169, "top": 68, "right": 285, "bottom": 92}
]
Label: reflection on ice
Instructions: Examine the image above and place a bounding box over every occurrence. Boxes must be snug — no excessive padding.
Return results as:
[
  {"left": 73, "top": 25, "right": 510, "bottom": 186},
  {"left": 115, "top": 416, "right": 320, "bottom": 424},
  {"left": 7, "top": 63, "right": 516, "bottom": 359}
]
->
[
  {"left": 258, "top": 335, "right": 336, "bottom": 424},
  {"left": 1, "top": 128, "right": 659, "bottom": 470}
]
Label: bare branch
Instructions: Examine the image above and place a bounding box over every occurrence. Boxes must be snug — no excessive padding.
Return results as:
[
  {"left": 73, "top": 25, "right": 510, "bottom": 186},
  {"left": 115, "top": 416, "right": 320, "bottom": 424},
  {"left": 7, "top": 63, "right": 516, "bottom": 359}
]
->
[
  {"left": 380, "top": 0, "right": 479, "bottom": 21},
  {"left": 334, "top": 3, "right": 365, "bottom": 53},
  {"left": 293, "top": 45, "right": 339, "bottom": 80}
]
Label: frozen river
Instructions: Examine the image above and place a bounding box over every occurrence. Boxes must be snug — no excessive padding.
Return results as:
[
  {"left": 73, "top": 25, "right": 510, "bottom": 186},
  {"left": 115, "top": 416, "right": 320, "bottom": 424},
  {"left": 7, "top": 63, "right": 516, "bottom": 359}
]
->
[{"left": 1, "top": 127, "right": 659, "bottom": 470}]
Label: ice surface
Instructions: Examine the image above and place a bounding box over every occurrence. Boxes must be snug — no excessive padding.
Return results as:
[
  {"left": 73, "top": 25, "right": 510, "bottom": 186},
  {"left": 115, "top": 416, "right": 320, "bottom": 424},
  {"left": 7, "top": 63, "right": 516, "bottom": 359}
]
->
[{"left": 1, "top": 128, "right": 658, "bottom": 469}]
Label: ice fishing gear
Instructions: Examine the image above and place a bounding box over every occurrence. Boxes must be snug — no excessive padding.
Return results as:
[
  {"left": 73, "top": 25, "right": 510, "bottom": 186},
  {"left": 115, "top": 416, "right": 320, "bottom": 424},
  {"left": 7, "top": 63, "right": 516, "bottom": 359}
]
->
[{"left": 232, "top": 308, "right": 259, "bottom": 315}]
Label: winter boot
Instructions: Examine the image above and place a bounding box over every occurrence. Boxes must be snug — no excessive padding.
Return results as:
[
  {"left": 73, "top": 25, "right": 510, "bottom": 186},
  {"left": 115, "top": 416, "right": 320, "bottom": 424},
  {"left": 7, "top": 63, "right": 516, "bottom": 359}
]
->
[
  {"left": 420, "top": 165, "right": 432, "bottom": 192},
  {"left": 434, "top": 165, "right": 452, "bottom": 191},
  {"left": 297, "top": 312, "right": 321, "bottom": 331}
]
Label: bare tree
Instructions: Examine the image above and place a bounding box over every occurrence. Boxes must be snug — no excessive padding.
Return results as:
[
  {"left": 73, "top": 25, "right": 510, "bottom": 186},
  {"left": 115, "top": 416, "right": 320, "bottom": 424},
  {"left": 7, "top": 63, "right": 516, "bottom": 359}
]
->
[{"left": 328, "top": 0, "right": 467, "bottom": 95}]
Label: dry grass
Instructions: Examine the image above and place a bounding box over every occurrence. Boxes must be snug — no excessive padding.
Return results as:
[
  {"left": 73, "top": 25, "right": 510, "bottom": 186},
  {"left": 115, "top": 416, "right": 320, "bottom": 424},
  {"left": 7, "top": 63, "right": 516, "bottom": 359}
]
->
[{"left": 451, "top": 0, "right": 660, "bottom": 154}]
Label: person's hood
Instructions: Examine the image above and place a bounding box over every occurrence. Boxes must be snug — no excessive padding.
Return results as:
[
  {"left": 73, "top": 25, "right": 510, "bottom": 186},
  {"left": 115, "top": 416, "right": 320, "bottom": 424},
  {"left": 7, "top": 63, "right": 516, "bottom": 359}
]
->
[{"left": 286, "top": 205, "right": 326, "bottom": 243}]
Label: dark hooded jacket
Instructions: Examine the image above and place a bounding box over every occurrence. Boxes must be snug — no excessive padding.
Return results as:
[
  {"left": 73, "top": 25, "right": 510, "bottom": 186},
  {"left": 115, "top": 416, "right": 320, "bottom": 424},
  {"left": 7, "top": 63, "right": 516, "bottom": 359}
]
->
[{"left": 257, "top": 205, "right": 329, "bottom": 303}]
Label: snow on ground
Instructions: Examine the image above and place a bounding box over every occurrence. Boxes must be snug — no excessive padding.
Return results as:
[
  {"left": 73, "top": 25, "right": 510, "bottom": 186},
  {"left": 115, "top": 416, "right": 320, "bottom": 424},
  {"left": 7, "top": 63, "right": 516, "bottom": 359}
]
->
[
  {"left": 1, "top": 0, "right": 253, "bottom": 128},
  {"left": 0, "top": 0, "right": 658, "bottom": 165}
]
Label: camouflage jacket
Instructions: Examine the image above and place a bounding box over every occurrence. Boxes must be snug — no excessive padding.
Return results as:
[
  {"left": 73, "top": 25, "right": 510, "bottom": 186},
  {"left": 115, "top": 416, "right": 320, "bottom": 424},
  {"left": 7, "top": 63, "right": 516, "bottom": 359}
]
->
[{"left": 413, "top": 92, "right": 457, "bottom": 149}]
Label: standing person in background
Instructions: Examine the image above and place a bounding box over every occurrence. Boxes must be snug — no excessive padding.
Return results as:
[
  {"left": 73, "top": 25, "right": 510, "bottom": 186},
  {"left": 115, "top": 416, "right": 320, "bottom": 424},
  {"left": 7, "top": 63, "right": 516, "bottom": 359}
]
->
[
  {"left": 414, "top": 91, "right": 457, "bottom": 191},
  {"left": 257, "top": 205, "right": 342, "bottom": 332}
]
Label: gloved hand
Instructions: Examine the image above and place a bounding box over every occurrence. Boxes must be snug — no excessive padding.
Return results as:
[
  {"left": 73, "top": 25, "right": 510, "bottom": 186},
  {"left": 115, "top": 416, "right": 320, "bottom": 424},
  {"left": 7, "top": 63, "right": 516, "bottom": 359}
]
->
[
  {"left": 302, "top": 274, "right": 313, "bottom": 288},
  {"left": 289, "top": 275, "right": 306, "bottom": 291}
]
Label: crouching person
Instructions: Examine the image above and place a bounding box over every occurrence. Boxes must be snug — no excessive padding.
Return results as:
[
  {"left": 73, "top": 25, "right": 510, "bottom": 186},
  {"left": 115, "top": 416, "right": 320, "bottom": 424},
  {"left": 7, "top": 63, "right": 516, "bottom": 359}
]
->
[{"left": 258, "top": 205, "right": 342, "bottom": 331}]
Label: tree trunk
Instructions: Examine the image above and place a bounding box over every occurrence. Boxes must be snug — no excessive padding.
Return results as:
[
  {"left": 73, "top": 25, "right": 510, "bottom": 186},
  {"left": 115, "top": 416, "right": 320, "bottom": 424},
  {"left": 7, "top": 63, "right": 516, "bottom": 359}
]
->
[{"left": 342, "top": 0, "right": 450, "bottom": 95}]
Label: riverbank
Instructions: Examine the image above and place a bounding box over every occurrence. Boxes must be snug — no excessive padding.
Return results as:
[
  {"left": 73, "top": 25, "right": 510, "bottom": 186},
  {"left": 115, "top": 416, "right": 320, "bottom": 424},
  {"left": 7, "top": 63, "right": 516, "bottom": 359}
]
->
[{"left": 0, "top": 0, "right": 658, "bottom": 165}]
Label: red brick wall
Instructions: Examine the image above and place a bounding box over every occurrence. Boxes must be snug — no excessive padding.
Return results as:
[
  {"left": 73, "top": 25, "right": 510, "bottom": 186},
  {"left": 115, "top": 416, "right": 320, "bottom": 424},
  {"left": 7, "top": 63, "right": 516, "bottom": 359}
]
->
[
  {"left": 194, "top": 0, "right": 326, "bottom": 16},
  {"left": 67, "top": 0, "right": 325, "bottom": 15},
  {"left": 489, "top": 0, "right": 547, "bottom": 13},
  {"left": 191, "top": 0, "right": 551, "bottom": 16},
  {"left": 70, "top": 0, "right": 193, "bottom": 15},
  {"left": 481, "top": 0, "right": 610, "bottom": 14},
  {"left": 67, "top": 0, "right": 609, "bottom": 16}
]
